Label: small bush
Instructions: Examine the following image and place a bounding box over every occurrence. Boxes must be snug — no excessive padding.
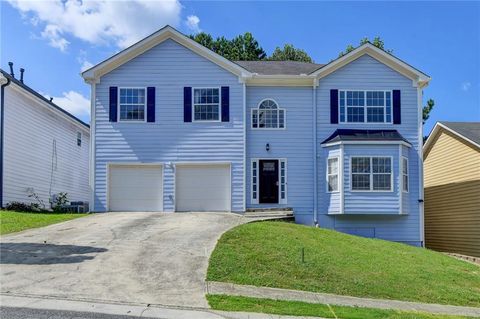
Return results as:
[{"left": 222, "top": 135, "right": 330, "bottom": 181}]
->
[{"left": 5, "top": 201, "right": 41, "bottom": 212}]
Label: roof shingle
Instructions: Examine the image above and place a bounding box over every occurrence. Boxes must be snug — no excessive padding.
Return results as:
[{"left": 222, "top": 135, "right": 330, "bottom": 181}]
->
[
  {"left": 234, "top": 60, "right": 324, "bottom": 75},
  {"left": 439, "top": 122, "right": 480, "bottom": 145}
]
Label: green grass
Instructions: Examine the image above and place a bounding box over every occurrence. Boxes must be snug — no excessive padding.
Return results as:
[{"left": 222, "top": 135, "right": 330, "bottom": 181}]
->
[
  {"left": 207, "top": 221, "right": 480, "bottom": 307},
  {"left": 207, "top": 295, "right": 474, "bottom": 319},
  {"left": 0, "top": 211, "right": 88, "bottom": 235}
]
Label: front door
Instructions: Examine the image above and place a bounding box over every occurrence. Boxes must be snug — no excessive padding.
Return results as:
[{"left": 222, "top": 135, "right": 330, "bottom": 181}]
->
[{"left": 259, "top": 160, "right": 279, "bottom": 204}]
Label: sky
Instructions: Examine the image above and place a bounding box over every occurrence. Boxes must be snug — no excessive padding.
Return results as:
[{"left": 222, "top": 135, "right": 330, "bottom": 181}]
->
[{"left": 1, "top": 1, "right": 479, "bottom": 134}]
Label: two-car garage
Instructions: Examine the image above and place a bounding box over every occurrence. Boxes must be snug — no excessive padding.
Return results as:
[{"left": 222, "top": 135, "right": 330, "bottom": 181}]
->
[{"left": 108, "top": 164, "right": 231, "bottom": 212}]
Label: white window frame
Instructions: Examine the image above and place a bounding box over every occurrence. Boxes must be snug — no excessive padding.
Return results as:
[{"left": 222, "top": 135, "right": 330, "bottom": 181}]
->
[
  {"left": 251, "top": 158, "right": 287, "bottom": 205},
  {"left": 192, "top": 87, "right": 221, "bottom": 123},
  {"left": 251, "top": 98, "right": 286, "bottom": 130},
  {"left": 118, "top": 87, "right": 147, "bottom": 123},
  {"left": 339, "top": 90, "right": 393, "bottom": 124},
  {"left": 326, "top": 157, "right": 339, "bottom": 193},
  {"left": 76, "top": 132, "right": 82, "bottom": 147},
  {"left": 350, "top": 156, "right": 394, "bottom": 192},
  {"left": 402, "top": 156, "right": 409, "bottom": 193}
]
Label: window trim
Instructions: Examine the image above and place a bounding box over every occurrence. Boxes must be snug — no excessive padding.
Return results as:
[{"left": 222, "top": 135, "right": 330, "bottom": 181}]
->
[
  {"left": 192, "top": 87, "right": 222, "bottom": 123},
  {"left": 76, "top": 132, "right": 82, "bottom": 147},
  {"left": 402, "top": 156, "right": 409, "bottom": 193},
  {"left": 117, "top": 87, "right": 147, "bottom": 123},
  {"left": 326, "top": 156, "right": 340, "bottom": 193},
  {"left": 339, "top": 90, "right": 393, "bottom": 124},
  {"left": 251, "top": 98, "right": 287, "bottom": 130},
  {"left": 350, "top": 156, "right": 394, "bottom": 192}
]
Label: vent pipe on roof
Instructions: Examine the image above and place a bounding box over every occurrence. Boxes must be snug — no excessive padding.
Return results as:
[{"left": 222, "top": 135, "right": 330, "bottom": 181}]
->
[
  {"left": 8, "top": 62, "right": 14, "bottom": 78},
  {"left": 20, "top": 68, "right": 24, "bottom": 83},
  {"left": 49, "top": 97, "right": 53, "bottom": 102}
]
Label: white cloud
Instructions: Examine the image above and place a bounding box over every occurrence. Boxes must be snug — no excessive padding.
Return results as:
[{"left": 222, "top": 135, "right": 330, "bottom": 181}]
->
[
  {"left": 8, "top": 0, "right": 183, "bottom": 50},
  {"left": 186, "top": 15, "right": 201, "bottom": 33},
  {"left": 80, "top": 60, "right": 94, "bottom": 72},
  {"left": 46, "top": 91, "right": 90, "bottom": 117},
  {"left": 461, "top": 81, "right": 471, "bottom": 91}
]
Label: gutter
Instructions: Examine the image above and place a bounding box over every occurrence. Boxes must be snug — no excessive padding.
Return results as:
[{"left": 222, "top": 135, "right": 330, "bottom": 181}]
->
[
  {"left": 312, "top": 80, "right": 318, "bottom": 225},
  {"left": 0, "top": 75, "right": 11, "bottom": 208}
]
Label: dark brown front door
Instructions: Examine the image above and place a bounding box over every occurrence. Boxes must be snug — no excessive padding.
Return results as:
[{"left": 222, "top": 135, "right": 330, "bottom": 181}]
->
[{"left": 259, "top": 160, "right": 279, "bottom": 204}]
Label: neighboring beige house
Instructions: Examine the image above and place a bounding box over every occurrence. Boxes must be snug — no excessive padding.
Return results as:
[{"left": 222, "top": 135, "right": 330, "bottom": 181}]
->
[{"left": 423, "top": 121, "right": 480, "bottom": 257}]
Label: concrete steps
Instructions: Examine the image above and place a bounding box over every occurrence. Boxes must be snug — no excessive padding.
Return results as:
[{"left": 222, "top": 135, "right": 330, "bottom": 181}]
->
[{"left": 244, "top": 207, "right": 294, "bottom": 220}]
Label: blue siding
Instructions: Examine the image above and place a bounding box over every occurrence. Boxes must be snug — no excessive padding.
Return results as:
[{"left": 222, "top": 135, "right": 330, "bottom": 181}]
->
[
  {"left": 246, "top": 87, "right": 314, "bottom": 218},
  {"left": 93, "top": 39, "right": 244, "bottom": 212},
  {"left": 316, "top": 54, "right": 422, "bottom": 244}
]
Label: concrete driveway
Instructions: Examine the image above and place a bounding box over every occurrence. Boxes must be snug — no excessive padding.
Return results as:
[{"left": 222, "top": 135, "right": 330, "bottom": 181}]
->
[{"left": 0, "top": 212, "right": 245, "bottom": 308}]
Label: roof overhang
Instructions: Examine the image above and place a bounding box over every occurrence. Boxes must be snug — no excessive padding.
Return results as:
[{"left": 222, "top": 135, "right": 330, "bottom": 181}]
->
[
  {"left": 82, "top": 26, "right": 252, "bottom": 83},
  {"left": 310, "top": 43, "right": 431, "bottom": 88},
  {"left": 424, "top": 122, "right": 480, "bottom": 157},
  {"left": 321, "top": 140, "right": 412, "bottom": 148},
  {"left": 244, "top": 74, "right": 317, "bottom": 86}
]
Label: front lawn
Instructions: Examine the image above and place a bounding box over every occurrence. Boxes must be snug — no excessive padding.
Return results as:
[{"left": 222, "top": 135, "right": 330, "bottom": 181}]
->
[
  {"left": 208, "top": 295, "right": 473, "bottom": 319},
  {"left": 207, "top": 221, "right": 480, "bottom": 307},
  {"left": 0, "top": 211, "right": 88, "bottom": 235}
]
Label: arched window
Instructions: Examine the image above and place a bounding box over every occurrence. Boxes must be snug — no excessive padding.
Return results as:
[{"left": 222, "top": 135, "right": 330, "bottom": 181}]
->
[{"left": 252, "top": 99, "right": 285, "bottom": 129}]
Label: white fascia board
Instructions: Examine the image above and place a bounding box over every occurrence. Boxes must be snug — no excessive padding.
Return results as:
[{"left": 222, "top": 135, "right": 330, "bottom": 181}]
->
[
  {"left": 311, "top": 43, "right": 431, "bottom": 87},
  {"left": 81, "top": 26, "right": 252, "bottom": 82},
  {"left": 321, "top": 140, "right": 412, "bottom": 148},
  {"left": 245, "top": 75, "right": 316, "bottom": 87}
]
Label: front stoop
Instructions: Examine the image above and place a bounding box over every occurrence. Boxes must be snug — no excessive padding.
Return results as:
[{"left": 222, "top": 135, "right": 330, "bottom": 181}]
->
[{"left": 244, "top": 208, "right": 294, "bottom": 220}]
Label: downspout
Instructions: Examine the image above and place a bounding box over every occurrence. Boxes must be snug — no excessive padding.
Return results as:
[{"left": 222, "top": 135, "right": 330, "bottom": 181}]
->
[
  {"left": 0, "top": 75, "right": 11, "bottom": 208},
  {"left": 312, "top": 79, "right": 318, "bottom": 226}
]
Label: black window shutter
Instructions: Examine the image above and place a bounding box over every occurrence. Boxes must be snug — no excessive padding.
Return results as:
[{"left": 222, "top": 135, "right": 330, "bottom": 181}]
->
[
  {"left": 184, "top": 87, "right": 192, "bottom": 122},
  {"left": 109, "top": 86, "right": 118, "bottom": 122},
  {"left": 147, "top": 87, "right": 155, "bottom": 122},
  {"left": 330, "top": 89, "right": 338, "bottom": 124},
  {"left": 393, "top": 90, "right": 401, "bottom": 124},
  {"left": 221, "top": 86, "right": 230, "bottom": 122}
]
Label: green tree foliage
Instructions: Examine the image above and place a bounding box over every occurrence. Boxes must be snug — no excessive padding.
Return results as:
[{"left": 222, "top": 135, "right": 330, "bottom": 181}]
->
[
  {"left": 190, "top": 33, "right": 313, "bottom": 62},
  {"left": 189, "top": 32, "right": 266, "bottom": 61},
  {"left": 423, "top": 99, "right": 435, "bottom": 124},
  {"left": 268, "top": 44, "right": 314, "bottom": 63},
  {"left": 339, "top": 36, "right": 393, "bottom": 57}
]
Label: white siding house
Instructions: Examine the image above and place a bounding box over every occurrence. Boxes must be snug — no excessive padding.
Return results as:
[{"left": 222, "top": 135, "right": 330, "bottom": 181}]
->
[{"left": 0, "top": 67, "right": 90, "bottom": 210}]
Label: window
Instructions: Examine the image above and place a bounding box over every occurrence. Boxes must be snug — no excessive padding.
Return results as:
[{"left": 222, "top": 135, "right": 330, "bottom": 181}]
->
[
  {"left": 193, "top": 88, "right": 220, "bottom": 121},
  {"left": 119, "top": 88, "right": 146, "bottom": 121},
  {"left": 340, "top": 90, "right": 392, "bottom": 123},
  {"left": 327, "top": 157, "right": 339, "bottom": 192},
  {"left": 76, "top": 132, "right": 82, "bottom": 147},
  {"left": 402, "top": 157, "right": 409, "bottom": 192},
  {"left": 252, "top": 161, "right": 258, "bottom": 201},
  {"left": 351, "top": 157, "right": 392, "bottom": 191},
  {"left": 280, "top": 160, "right": 287, "bottom": 200},
  {"left": 252, "top": 99, "right": 285, "bottom": 129}
]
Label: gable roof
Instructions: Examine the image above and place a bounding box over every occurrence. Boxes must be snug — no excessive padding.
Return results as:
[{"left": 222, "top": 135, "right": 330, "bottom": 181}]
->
[
  {"left": 235, "top": 61, "right": 324, "bottom": 75},
  {"left": 82, "top": 25, "right": 252, "bottom": 82},
  {"left": 321, "top": 129, "right": 411, "bottom": 146},
  {"left": 0, "top": 69, "right": 89, "bottom": 129},
  {"left": 424, "top": 121, "right": 480, "bottom": 155},
  {"left": 310, "top": 43, "right": 431, "bottom": 88},
  {"left": 81, "top": 25, "right": 430, "bottom": 88}
]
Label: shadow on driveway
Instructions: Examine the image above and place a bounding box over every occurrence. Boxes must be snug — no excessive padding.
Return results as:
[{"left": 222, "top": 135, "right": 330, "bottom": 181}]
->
[{"left": 0, "top": 243, "right": 107, "bottom": 265}]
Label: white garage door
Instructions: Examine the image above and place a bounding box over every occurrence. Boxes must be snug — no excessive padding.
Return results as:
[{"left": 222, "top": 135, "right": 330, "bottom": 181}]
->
[
  {"left": 176, "top": 164, "right": 230, "bottom": 212},
  {"left": 109, "top": 165, "right": 163, "bottom": 212}
]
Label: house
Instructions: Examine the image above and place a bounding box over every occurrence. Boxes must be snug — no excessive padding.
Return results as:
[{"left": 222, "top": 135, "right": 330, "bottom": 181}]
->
[
  {"left": 0, "top": 65, "right": 90, "bottom": 210},
  {"left": 82, "top": 26, "right": 430, "bottom": 246},
  {"left": 424, "top": 122, "right": 480, "bottom": 257}
]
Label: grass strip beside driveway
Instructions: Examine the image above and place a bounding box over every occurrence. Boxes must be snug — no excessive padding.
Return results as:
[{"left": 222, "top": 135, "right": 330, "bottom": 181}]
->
[
  {"left": 207, "top": 221, "right": 480, "bottom": 307},
  {"left": 208, "top": 295, "right": 475, "bottom": 319},
  {"left": 0, "top": 211, "right": 88, "bottom": 235}
]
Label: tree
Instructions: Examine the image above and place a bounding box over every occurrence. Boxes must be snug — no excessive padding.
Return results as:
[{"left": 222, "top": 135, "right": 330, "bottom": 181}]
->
[
  {"left": 423, "top": 99, "right": 435, "bottom": 124},
  {"left": 268, "top": 44, "right": 313, "bottom": 63},
  {"left": 190, "top": 32, "right": 266, "bottom": 61},
  {"left": 339, "top": 36, "right": 392, "bottom": 57}
]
